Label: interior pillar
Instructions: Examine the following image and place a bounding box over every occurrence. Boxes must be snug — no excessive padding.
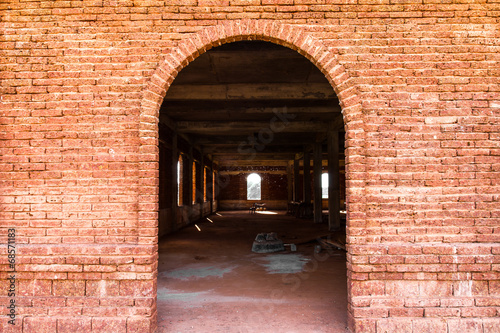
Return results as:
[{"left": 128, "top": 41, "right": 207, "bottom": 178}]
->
[
  {"left": 214, "top": 168, "right": 218, "bottom": 206},
  {"left": 328, "top": 130, "right": 340, "bottom": 231},
  {"left": 197, "top": 152, "right": 204, "bottom": 219},
  {"left": 209, "top": 158, "right": 214, "bottom": 213},
  {"left": 293, "top": 157, "right": 300, "bottom": 202},
  {"left": 287, "top": 160, "right": 293, "bottom": 202},
  {"left": 313, "top": 142, "right": 322, "bottom": 224},
  {"left": 303, "top": 147, "right": 311, "bottom": 205},
  {"left": 171, "top": 132, "right": 178, "bottom": 225},
  {"left": 187, "top": 146, "right": 193, "bottom": 211}
]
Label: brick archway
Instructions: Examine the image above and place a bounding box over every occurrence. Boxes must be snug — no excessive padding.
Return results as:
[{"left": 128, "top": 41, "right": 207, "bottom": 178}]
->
[{"left": 139, "top": 19, "right": 365, "bottom": 332}]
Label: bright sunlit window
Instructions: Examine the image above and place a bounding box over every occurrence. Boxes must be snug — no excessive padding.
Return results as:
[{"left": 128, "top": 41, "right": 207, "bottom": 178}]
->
[
  {"left": 322, "top": 173, "right": 328, "bottom": 199},
  {"left": 247, "top": 173, "right": 261, "bottom": 200},
  {"left": 177, "top": 156, "right": 183, "bottom": 206}
]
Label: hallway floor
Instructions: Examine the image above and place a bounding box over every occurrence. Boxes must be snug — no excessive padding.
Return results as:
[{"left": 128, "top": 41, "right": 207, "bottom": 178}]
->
[{"left": 157, "top": 211, "right": 348, "bottom": 333}]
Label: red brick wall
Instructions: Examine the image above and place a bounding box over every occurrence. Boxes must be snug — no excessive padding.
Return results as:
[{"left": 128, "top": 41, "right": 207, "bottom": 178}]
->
[
  {"left": 218, "top": 172, "right": 246, "bottom": 201},
  {"left": 1, "top": 2, "right": 499, "bottom": 332}
]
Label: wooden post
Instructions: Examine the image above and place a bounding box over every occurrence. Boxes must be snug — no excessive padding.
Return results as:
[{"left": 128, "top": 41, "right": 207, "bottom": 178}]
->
[
  {"left": 303, "top": 147, "right": 311, "bottom": 205},
  {"left": 187, "top": 146, "right": 193, "bottom": 208},
  {"left": 198, "top": 152, "right": 204, "bottom": 219},
  {"left": 214, "top": 166, "right": 218, "bottom": 207},
  {"left": 293, "top": 157, "right": 300, "bottom": 202},
  {"left": 313, "top": 142, "right": 322, "bottom": 224},
  {"left": 181, "top": 146, "right": 192, "bottom": 225},
  {"left": 208, "top": 158, "right": 214, "bottom": 213},
  {"left": 328, "top": 130, "right": 340, "bottom": 231},
  {"left": 287, "top": 160, "right": 293, "bottom": 202}
]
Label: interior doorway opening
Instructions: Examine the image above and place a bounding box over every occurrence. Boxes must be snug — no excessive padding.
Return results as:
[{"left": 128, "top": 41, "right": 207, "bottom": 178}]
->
[{"left": 157, "top": 40, "right": 347, "bottom": 332}]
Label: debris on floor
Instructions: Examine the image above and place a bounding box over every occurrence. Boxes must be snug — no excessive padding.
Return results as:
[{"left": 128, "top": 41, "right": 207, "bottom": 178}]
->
[
  {"left": 251, "top": 232, "right": 285, "bottom": 253},
  {"left": 284, "top": 227, "right": 346, "bottom": 252},
  {"left": 316, "top": 229, "right": 347, "bottom": 251}
]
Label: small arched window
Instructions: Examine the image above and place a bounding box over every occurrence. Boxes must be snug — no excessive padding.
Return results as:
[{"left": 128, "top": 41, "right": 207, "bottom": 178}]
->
[
  {"left": 322, "top": 173, "right": 328, "bottom": 199},
  {"left": 247, "top": 173, "right": 262, "bottom": 200}
]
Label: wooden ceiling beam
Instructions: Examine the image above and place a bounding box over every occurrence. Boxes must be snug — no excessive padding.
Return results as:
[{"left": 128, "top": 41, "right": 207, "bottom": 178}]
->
[
  {"left": 164, "top": 83, "right": 336, "bottom": 100},
  {"left": 194, "top": 136, "right": 319, "bottom": 146},
  {"left": 176, "top": 120, "right": 331, "bottom": 134},
  {"left": 161, "top": 104, "right": 341, "bottom": 118},
  {"left": 207, "top": 145, "right": 306, "bottom": 154},
  {"left": 215, "top": 153, "right": 296, "bottom": 161},
  {"left": 217, "top": 160, "right": 290, "bottom": 167},
  {"left": 158, "top": 113, "right": 198, "bottom": 149}
]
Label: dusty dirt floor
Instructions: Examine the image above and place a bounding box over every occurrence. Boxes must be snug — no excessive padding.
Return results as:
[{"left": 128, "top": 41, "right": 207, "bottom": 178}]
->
[{"left": 157, "top": 211, "right": 348, "bottom": 333}]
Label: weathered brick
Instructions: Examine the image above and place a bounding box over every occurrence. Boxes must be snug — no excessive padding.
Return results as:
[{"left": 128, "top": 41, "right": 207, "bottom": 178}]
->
[
  {"left": 447, "top": 319, "right": 483, "bottom": 333},
  {"left": 127, "top": 316, "right": 152, "bottom": 333},
  {"left": 91, "top": 317, "right": 127, "bottom": 332},
  {"left": 376, "top": 318, "right": 413, "bottom": 333},
  {"left": 23, "top": 317, "right": 57, "bottom": 333},
  {"left": 351, "top": 280, "right": 385, "bottom": 297},
  {"left": 386, "top": 280, "right": 419, "bottom": 297},
  {"left": 483, "top": 319, "right": 500, "bottom": 333},
  {"left": 412, "top": 319, "right": 447, "bottom": 333}
]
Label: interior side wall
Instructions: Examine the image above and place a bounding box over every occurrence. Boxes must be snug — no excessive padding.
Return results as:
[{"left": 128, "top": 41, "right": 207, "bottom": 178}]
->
[{"left": 158, "top": 125, "right": 217, "bottom": 237}]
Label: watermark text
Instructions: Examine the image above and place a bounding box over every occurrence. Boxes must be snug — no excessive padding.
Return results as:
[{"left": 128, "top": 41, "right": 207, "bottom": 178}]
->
[{"left": 7, "top": 228, "right": 16, "bottom": 325}]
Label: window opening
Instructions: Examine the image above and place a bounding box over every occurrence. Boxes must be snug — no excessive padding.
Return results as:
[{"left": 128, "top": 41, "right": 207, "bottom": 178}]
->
[
  {"left": 322, "top": 173, "right": 328, "bottom": 199},
  {"left": 177, "top": 156, "right": 183, "bottom": 206},
  {"left": 247, "top": 173, "right": 261, "bottom": 200}
]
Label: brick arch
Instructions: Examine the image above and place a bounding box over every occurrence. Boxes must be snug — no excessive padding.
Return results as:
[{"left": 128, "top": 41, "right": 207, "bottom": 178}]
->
[
  {"left": 140, "top": 19, "right": 361, "bottom": 127},
  {"left": 138, "top": 19, "right": 365, "bottom": 332}
]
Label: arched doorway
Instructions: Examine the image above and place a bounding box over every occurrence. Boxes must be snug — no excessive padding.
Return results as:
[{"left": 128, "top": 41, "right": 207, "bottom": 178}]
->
[{"left": 139, "top": 20, "right": 363, "bottom": 333}]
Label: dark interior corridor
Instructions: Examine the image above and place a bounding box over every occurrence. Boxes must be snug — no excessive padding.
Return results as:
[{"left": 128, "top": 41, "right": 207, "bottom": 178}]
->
[{"left": 157, "top": 40, "right": 348, "bottom": 332}]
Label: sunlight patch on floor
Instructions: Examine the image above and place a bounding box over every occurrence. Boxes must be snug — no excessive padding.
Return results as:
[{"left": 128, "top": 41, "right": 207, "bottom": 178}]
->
[{"left": 256, "top": 211, "right": 278, "bottom": 215}]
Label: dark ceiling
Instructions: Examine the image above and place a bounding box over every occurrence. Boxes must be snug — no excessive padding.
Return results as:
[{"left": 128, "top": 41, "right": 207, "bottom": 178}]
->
[{"left": 160, "top": 41, "right": 343, "bottom": 165}]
